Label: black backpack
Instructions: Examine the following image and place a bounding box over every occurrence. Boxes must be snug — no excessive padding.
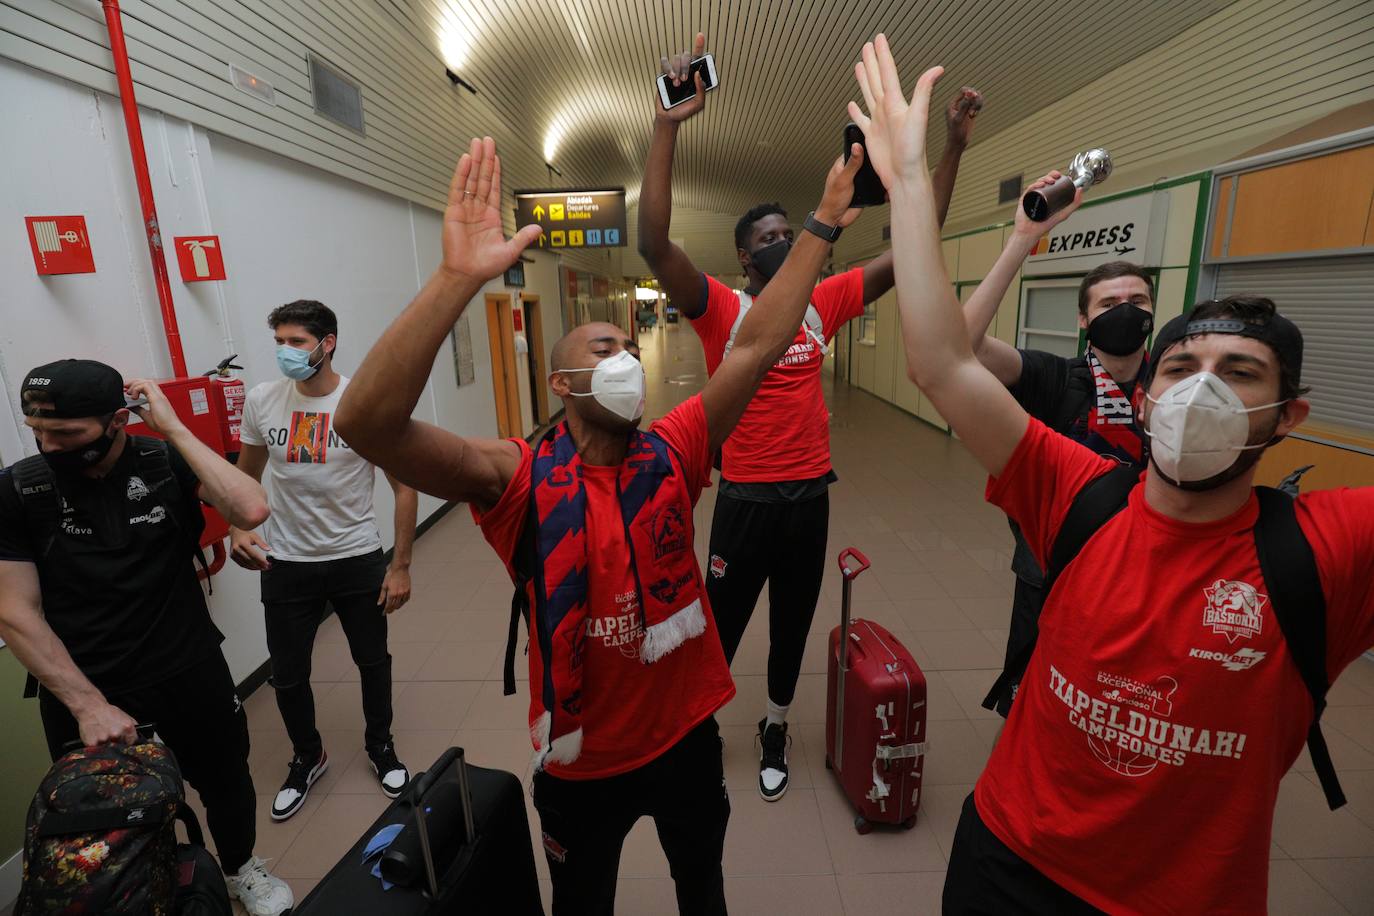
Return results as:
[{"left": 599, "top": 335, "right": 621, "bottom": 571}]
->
[
  {"left": 981, "top": 464, "right": 1346, "bottom": 810},
  {"left": 8, "top": 436, "right": 205, "bottom": 563},
  {"left": 14, "top": 740, "right": 221, "bottom": 915}
]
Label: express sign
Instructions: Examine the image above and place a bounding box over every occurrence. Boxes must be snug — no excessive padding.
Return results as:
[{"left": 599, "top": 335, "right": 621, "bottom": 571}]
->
[
  {"left": 1024, "top": 194, "right": 1155, "bottom": 277},
  {"left": 514, "top": 189, "right": 627, "bottom": 249}
]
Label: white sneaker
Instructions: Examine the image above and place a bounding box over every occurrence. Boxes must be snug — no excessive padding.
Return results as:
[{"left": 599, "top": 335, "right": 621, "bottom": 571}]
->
[
  {"left": 367, "top": 742, "right": 410, "bottom": 799},
  {"left": 225, "top": 856, "right": 293, "bottom": 916}
]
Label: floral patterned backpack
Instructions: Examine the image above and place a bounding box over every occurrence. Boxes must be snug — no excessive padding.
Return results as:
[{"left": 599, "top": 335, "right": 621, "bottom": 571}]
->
[{"left": 15, "top": 740, "right": 187, "bottom": 915}]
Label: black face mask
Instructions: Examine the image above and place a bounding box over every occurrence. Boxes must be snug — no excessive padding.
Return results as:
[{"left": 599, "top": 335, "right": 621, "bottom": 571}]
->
[
  {"left": 1087, "top": 303, "right": 1153, "bottom": 357},
  {"left": 38, "top": 426, "right": 117, "bottom": 475},
  {"left": 748, "top": 238, "right": 792, "bottom": 283}
]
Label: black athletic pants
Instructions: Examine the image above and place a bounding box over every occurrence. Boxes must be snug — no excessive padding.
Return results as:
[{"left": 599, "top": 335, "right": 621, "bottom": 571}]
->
[
  {"left": 39, "top": 650, "right": 257, "bottom": 874},
  {"left": 262, "top": 548, "right": 393, "bottom": 758},
  {"left": 707, "top": 490, "right": 829, "bottom": 706},
  {"left": 943, "top": 793, "right": 1103, "bottom": 914},
  {"left": 532, "top": 717, "right": 730, "bottom": 916}
]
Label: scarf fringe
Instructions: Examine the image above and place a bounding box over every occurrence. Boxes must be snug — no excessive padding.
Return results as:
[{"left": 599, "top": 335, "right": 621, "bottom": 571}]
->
[
  {"left": 530, "top": 711, "right": 584, "bottom": 771},
  {"left": 640, "top": 598, "right": 706, "bottom": 664}
]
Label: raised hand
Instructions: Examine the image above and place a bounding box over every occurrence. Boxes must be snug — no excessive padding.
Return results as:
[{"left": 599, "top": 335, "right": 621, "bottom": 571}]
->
[
  {"left": 1010, "top": 170, "right": 1083, "bottom": 242},
  {"left": 657, "top": 33, "right": 707, "bottom": 122},
  {"left": 847, "top": 34, "right": 944, "bottom": 192},
  {"left": 817, "top": 145, "right": 866, "bottom": 228},
  {"left": 945, "top": 86, "right": 983, "bottom": 150},
  {"left": 125, "top": 378, "right": 185, "bottom": 437},
  {"left": 441, "top": 137, "right": 543, "bottom": 285}
]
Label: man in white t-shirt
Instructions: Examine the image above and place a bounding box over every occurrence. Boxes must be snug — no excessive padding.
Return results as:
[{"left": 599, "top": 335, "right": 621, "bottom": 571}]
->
[{"left": 231, "top": 300, "right": 419, "bottom": 821}]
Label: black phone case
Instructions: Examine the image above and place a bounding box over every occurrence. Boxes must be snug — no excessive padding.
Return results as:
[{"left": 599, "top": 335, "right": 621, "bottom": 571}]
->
[{"left": 845, "top": 124, "right": 887, "bottom": 208}]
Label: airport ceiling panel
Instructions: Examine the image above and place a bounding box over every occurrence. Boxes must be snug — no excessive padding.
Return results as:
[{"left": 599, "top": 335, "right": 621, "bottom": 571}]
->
[{"left": 378, "top": 0, "right": 1238, "bottom": 218}]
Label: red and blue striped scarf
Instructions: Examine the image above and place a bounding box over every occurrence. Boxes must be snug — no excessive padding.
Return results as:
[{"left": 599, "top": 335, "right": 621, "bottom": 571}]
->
[{"left": 521, "top": 422, "right": 705, "bottom": 769}]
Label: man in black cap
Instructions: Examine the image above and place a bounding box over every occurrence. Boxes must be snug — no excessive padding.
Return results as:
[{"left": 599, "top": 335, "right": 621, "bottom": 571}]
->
[{"left": 0, "top": 360, "right": 293, "bottom": 916}]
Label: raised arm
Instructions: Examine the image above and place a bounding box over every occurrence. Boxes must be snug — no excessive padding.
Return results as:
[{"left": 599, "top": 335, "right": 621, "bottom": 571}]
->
[
  {"left": 850, "top": 36, "right": 1028, "bottom": 477},
  {"left": 862, "top": 87, "right": 981, "bottom": 304},
  {"left": 335, "top": 138, "right": 542, "bottom": 512},
  {"left": 0, "top": 560, "right": 137, "bottom": 746},
  {"left": 637, "top": 33, "right": 709, "bottom": 316},
  {"left": 962, "top": 170, "right": 1083, "bottom": 386},
  {"left": 700, "top": 151, "right": 862, "bottom": 453},
  {"left": 124, "top": 379, "right": 269, "bottom": 530}
]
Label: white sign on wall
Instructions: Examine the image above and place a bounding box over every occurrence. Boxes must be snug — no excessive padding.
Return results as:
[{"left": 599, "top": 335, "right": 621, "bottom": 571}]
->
[{"left": 1024, "top": 194, "right": 1155, "bottom": 276}]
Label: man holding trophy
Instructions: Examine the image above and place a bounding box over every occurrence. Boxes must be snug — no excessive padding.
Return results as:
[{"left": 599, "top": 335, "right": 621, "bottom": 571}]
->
[{"left": 956, "top": 151, "right": 1159, "bottom": 717}]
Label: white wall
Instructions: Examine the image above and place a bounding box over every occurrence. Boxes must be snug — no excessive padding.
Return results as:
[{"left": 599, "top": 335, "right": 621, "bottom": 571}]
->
[{"left": 0, "top": 59, "right": 564, "bottom": 682}]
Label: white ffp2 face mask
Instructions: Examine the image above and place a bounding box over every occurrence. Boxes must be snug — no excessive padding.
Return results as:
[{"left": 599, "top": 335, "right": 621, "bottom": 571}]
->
[
  {"left": 1145, "top": 371, "right": 1285, "bottom": 486},
  {"left": 559, "top": 350, "right": 646, "bottom": 422}
]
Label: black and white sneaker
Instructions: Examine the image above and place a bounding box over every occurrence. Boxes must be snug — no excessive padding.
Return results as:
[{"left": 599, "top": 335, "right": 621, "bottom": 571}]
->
[
  {"left": 757, "top": 718, "right": 791, "bottom": 802},
  {"left": 368, "top": 742, "right": 410, "bottom": 799},
  {"left": 270, "top": 748, "right": 327, "bottom": 821}
]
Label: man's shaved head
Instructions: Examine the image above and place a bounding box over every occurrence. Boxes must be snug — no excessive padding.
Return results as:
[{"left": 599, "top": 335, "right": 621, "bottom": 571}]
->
[
  {"left": 548, "top": 322, "right": 642, "bottom": 431},
  {"left": 550, "top": 323, "right": 637, "bottom": 372}
]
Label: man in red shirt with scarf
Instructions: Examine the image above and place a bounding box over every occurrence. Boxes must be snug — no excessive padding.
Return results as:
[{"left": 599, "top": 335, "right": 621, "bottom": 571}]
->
[
  {"left": 959, "top": 183, "right": 1156, "bottom": 715},
  {"left": 336, "top": 134, "right": 863, "bottom": 914},
  {"left": 850, "top": 35, "right": 1374, "bottom": 914}
]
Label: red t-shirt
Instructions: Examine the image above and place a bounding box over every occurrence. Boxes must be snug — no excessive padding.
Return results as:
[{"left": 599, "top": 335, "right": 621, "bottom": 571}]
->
[
  {"left": 692, "top": 269, "right": 865, "bottom": 482},
  {"left": 977, "top": 417, "right": 1374, "bottom": 914},
  {"left": 473, "top": 395, "right": 736, "bottom": 780}
]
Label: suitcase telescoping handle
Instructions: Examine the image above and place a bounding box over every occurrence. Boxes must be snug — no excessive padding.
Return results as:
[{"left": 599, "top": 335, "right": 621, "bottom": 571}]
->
[
  {"left": 834, "top": 548, "right": 871, "bottom": 768},
  {"left": 410, "top": 747, "right": 476, "bottom": 900}
]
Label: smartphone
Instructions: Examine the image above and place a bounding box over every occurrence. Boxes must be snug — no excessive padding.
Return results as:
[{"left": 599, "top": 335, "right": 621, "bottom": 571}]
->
[
  {"left": 657, "top": 53, "right": 718, "bottom": 110},
  {"left": 844, "top": 122, "right": 887, "bottom": 207}
]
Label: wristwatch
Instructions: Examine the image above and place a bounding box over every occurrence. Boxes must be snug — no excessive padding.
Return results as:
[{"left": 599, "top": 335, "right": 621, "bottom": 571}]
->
[{"left": 803, "top": 211, "right": 843, "bottom": 243}]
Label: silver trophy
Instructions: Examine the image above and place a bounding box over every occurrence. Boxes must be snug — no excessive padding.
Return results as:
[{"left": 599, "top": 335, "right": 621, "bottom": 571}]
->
[{"left": 1022, "top": 148, "right": 1113, "bottom": 221}]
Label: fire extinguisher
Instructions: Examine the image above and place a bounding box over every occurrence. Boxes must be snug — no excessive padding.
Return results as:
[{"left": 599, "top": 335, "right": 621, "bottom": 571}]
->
[{"left": 204, "top": 354, "right": 246, "bottom": 464}]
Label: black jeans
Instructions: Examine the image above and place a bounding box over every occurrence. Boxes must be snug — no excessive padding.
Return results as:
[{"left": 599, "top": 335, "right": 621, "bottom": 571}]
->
[
  {"left": 39, "top": 650, "right": 257, "bottom": 874},
  {"left": 707, "top": 490, "right": 829, "bottom": 707},
  {"left": 532, "top": 717, "right": 730, "bottom": 916},
  {"left": 262, "top": 548, "right": 392, "bottom": 757},
  {"left": 943, "top": 793, "right": 1103, "bottom": 915}
]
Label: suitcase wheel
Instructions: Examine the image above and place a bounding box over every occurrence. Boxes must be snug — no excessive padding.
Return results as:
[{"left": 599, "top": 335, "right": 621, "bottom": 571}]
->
[
  {"left": 854, "top": 815, "right": 873, "bottom": 836},
  {"left": 824, "top": 756, "right": 832, "bottom": 771},
  {"left": 902, "top": 815, "right": 918, "bottom": 830}
]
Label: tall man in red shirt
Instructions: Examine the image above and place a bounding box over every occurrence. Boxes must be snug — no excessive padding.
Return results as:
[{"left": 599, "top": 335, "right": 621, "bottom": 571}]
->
[
  {"left": 336, "top": 135, "right": 863, "bottom": 914},
  {"left": 850, "top": 36, "right": 1374, "bottom": 914},
  {"left": 638, "top": 33, "right": 981, "bottom": 800}
]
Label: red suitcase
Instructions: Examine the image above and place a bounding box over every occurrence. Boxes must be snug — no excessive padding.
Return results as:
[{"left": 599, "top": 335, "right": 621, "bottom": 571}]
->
[{"left": 825, "top": 548, "right": 928, "bottom": 834}]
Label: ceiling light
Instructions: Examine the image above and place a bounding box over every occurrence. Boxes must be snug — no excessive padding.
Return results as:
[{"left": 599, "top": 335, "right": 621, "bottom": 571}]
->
[
  {"left": 543, "top": 119, "right": 566, "bottom": 163},
  {"left": 439, "top": 23, "right": 470, "bottom": 70}
]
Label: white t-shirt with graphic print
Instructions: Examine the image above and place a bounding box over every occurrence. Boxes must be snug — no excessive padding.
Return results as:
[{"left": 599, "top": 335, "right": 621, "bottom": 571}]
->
[{"left": 239, "top": 375, "right": 382, "bottom": 562}]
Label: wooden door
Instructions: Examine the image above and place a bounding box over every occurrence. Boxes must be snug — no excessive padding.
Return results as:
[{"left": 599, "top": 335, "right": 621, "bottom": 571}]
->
[
  {"left": 485, "top": 294, "right": 522, "bottom": 438},
  {"left": 522, "top": 294, "right": 550, "bottom": 426}
]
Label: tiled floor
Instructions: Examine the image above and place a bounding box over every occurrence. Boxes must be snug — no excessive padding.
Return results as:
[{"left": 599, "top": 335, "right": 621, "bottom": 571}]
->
[{"left": 201, "top": 323, "right": 1373, "bottom": 914}]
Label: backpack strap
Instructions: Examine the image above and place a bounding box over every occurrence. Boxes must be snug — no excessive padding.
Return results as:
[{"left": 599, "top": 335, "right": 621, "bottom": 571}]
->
[
  {"left": 982, "top": 461, "right": 1139, "bottom": 711},
  {"left": 724, "top": 290, "right": 828, "bottom": 359},
  {"left": 1051, "top": 358, "right": 1095, "bottom": 435},
  {"left": 1253, "top": 486, "right": 1345, "bottom": 810},
  {"left": 10, "top": 455, "right": 61, "bottom": 560},
  {"left": 503, "top": 449, "right": 540, "bottom": 697},
  {"left": 37, "top": 801, "right": 174, "bottom": 838},
  {"left": 11, "top": 458, "right": 61, "bottom": 701}
]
